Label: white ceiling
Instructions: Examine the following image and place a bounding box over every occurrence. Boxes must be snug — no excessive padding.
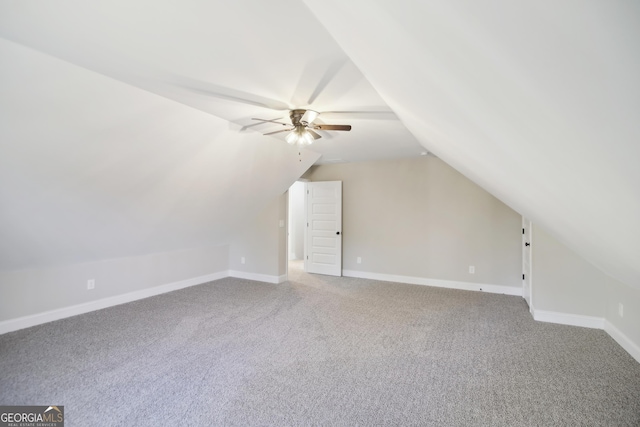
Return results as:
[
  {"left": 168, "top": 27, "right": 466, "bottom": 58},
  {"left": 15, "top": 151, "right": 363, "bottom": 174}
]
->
[
  {"left": 0, "top": 0, "right": 424, "bottom": 164},
  {"left": 1, "top": 1, "right": 638, "bottom": 290}
]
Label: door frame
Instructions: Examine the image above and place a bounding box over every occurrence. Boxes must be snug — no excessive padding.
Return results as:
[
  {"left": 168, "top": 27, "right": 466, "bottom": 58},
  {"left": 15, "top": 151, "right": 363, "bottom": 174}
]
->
[{"left": 522, "top": 217, "right": 533, "bottom": 311}]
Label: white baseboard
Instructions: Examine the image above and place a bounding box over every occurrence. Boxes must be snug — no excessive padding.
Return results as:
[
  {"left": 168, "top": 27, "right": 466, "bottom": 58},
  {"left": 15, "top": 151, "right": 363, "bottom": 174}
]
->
[
  {"left": 532, "top": 312, "right": 639, "bottom": 364},
  {"left": 532, "top": 309, "right": 604, "bottom": 329},
  {"left": 341, "top": 270, "right": 640, "bottom": 363},
  {"left": 228, "top": 270, "right": 286, "bottom": 284},
  {"left": 4, "top": 268, "right": 636, "bottom": 365},
  {"left": 0, "top": 271, "right": 228, "bottom": 335},
  {"left": 342, "top": 269, "right": 522, "bottom": 296},
  {"left": 604, "top": 320, "right": 640, "bottom": 364}
]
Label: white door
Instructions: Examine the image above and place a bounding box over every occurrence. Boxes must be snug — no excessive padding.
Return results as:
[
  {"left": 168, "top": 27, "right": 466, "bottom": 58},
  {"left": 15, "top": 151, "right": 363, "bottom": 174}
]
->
[
  {"left": 522, "top": 217, "right": 532, "bottom": 310},
  {"left": 305, "top": 181, "right": 342, "bottom": 276}
]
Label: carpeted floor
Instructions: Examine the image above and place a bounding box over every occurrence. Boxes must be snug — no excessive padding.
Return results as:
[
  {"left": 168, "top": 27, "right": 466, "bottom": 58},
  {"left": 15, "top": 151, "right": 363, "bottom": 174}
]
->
[{"left": 1, "top": 261, "right": 639, "bottom": 426}]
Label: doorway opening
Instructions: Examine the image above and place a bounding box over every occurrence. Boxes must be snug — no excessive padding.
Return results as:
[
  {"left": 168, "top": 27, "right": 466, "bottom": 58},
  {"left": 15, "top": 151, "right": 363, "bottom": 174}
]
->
[{"left": 287, "top": 180, "right": 307, "bottom": 277}]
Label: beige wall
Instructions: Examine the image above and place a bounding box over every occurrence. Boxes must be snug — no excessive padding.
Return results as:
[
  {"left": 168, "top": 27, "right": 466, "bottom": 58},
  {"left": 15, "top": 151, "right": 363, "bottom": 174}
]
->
[
  {"left": 531, "top": 225, "right": 607, "bottom": 317},
  {"left": 305, "top": 156, "right": 522, "bottom": 288},
  {"left": 229, "top": 193, "right": 287, "bottom": 278},
  {"left": 606, "top": 276, "right": 640, "bottom": 349},
  {"left": 531, "top": 224, "right": 640, "bottom": 359},
  {"left": 0, "top": 245, "right": 229, "bottom": 322}
]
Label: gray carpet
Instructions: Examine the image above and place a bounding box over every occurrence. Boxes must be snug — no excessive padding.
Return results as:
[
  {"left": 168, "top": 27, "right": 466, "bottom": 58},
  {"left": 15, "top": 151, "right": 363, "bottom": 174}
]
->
[{"left": 1, "top": 262, "right": 639, "bottom": 426}]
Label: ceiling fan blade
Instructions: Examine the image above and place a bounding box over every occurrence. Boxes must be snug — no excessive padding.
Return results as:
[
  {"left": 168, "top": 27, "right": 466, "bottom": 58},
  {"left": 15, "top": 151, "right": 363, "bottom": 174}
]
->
[
  {"left": 252, "top": 118, "right": 290, "bottom": 126},
  {"left": 307, "top": 58, "right": 348, "bottom": 104},
  {"left": 170, "top": 76, "right": 290, "bottom": 111},
  {"left": 314, "top": 124, "right": 352, "bottom": 131},
  {"left": 264, "top": 128, "right": 293, "bottom": 136},
  {"left": 240, "top": 122, "right": 266, "bottom": 132},
  {"left": 307, "top": 129, "right": 322, "bottom": 140},
  {"left": 291, "top": 56, "right": 349, "bottom": 106},
  {"left": 235, "top": 116, "right": 282, "bottom": 132},
  {"left": 320, "top": 110, "right": 398, "bottom": 120},
  {"left": 301, "top": 110, "right": 319, "bottom": 125}
]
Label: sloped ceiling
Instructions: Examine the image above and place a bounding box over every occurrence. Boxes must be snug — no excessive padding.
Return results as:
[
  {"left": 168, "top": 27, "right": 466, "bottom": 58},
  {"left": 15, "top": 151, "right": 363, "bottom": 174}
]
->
[
  {"left": 305, "top": 0, "right": 640, "bottom": 289},
  {"left": 1, "top": 1, "right": 638, "bottom": 291},
  {"left": 0, "top": 0, "right": 423, "bottom": 271},
  {"left": 0, "top": 37, "right": 318, "bottom": 270}
]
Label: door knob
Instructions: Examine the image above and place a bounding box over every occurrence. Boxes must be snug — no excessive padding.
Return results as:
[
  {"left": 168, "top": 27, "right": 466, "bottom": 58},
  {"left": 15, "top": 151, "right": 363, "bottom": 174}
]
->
[
  {"left": 336, "top": 231, "right": 340, "bottom": 235},
  {"left": 525, "top": 242, "right": 530, "bottom": 246}
]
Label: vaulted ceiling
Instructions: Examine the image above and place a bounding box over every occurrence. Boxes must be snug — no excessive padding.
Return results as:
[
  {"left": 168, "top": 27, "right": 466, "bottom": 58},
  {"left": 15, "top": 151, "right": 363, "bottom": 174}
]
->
[{"left": 1, "top": 1, "right": 638, "bottom": 290}]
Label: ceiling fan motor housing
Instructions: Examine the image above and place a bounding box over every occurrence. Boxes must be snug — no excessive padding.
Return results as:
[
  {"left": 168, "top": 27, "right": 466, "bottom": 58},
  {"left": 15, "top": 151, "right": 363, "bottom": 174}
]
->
[{"left": 290, "top": 109, "right": 308, "bottom": 126}]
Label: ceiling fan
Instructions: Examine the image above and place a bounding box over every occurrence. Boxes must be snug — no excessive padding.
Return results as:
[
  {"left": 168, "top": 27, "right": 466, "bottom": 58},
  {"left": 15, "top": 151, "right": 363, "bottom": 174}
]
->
[{"left": 252, "top": 109, "right": 351, "bottom": 145}]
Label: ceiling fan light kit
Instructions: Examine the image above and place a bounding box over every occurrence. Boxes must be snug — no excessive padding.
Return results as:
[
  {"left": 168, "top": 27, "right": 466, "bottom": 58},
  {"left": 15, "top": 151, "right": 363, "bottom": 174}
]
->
[
  {"left": 253, "top": 109, "right": 352, "bottom": 146},
  {"left": 286, "top": 126, "right": 315, "bottom": 145}
]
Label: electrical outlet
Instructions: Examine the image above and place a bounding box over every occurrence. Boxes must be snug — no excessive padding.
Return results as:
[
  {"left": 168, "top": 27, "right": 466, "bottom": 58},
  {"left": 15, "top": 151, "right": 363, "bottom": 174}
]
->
[
  {"left": 619, "top": 303, "right": 624, "bottom": 317},
  {"left": 357, "top": 257, "right": 362, "bottom": 264},
  {"left": 87, "top": 279, "right": 95, "bottom": 290},
  {"left": 469, "top": 266, "right": 475, "bottom": 274},
  {"left": 279, "top": 219, "right": 285, "bottom": 228},
  {"left": 241, "top": 257, "right": 245, "bottom": 265}
]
